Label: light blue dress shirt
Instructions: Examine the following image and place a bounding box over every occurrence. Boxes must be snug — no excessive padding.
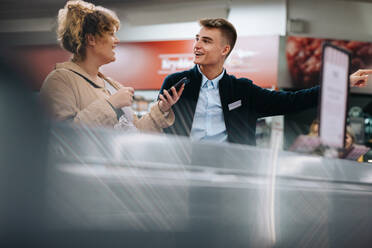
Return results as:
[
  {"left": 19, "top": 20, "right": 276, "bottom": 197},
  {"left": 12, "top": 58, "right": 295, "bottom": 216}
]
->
[{"left": 190, "top": 65, "right": 227, "bottom": 142}]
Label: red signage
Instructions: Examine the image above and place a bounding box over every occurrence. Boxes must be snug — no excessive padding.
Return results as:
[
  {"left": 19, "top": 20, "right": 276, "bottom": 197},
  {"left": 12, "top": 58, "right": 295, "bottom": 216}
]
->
[
  {"left": 14, "top": 36, "right": 279, "bottom": 91},
  {"left": 100, "top": 40, "right": 194, "bottom": 90},
  {"left": 226, "top": 36, "right": 279, "bottom": 88}
]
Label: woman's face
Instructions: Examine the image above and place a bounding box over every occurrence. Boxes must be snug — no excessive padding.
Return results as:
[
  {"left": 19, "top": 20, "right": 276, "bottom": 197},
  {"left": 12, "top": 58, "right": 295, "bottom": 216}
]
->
[
  {"left": 309, "top": 123, "right": 319, "bottom": 136},
  {"left": 345, "top": 133, "right": 353, "bottom": 150},
  {"left": 93, "top": 31, "right": 119, "bottom": 65}
]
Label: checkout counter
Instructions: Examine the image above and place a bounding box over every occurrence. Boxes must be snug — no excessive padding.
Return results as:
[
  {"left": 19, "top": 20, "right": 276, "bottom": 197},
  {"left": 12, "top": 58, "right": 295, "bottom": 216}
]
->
[
  {"left": 40, "top": 123, "right": 372, "bottom": 248},
  {"left": 2, "top": 50, "right": 371, "bottom": 247}
]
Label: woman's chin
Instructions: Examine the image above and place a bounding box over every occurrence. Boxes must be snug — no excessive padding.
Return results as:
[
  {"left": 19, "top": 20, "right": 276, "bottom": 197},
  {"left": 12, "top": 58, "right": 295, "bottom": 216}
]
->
[{"left": 103, "top": 57, "right": 115, "bottom": 64}]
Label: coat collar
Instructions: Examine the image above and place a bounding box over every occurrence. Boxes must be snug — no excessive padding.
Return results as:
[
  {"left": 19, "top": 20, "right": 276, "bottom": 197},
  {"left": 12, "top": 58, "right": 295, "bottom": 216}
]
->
[
  {"left": 186, "top": 65, "right": 203, "bottom": 102},
  {"left": 55, "top": 61, "right": 121, "bottom": 90}
]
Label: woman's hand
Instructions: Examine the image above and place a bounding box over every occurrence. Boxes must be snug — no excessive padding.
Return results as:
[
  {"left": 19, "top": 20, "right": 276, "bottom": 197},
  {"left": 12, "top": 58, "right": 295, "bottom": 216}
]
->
[
  {"left": 158, "top": 84, "right": 185, "bottom": 113},
  {"left": 108, "top": 87, "right": 134, "bottom": 108},
  {"left": 350, "top": 69, "right": 372, "bottom": 87}
]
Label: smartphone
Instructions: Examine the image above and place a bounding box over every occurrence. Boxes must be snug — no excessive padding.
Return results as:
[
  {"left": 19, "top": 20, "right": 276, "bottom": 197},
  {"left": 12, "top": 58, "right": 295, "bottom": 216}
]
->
[{"left": 165, "top": 77, "right": 189, "bottom": 96}]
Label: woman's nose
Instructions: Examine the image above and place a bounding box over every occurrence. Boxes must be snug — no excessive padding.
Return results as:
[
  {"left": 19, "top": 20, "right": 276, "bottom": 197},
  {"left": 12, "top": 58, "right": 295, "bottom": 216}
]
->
[{"left": 114, "top": 36, "right": 119, "bottom": 44}]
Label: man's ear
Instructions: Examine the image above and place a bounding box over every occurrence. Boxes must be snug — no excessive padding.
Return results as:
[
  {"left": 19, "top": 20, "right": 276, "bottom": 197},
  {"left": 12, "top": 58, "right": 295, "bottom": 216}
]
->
[
  {"left": 222, "top": 44, "right": 231, "bottom": 57},
  {"left": 86, "top": 34, "right": 96, "bottom": 47}
]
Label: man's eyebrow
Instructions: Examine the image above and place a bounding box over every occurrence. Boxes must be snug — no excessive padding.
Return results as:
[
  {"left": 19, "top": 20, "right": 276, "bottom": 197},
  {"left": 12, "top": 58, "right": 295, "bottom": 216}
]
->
[{"left": 196, "top": 35, "right": 213, "bottom": 41}]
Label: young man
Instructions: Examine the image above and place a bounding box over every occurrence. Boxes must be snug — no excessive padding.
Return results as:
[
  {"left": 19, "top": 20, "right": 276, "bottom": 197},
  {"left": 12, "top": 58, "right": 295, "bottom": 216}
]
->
[{"left": 160, "top": 18, "right": 369, "bottom": 145}]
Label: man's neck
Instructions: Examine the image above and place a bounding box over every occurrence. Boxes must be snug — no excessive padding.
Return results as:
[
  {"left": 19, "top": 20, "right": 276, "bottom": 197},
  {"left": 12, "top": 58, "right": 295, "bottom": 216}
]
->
[{"left": 199, "top": 64, "right": 224, "bottom": 80}]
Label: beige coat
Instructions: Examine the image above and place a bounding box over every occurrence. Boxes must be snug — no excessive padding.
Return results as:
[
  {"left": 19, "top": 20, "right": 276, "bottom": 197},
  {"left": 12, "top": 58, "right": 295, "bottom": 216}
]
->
[{"left": 40, "top": 61, "right": 174, "bottom": 132}]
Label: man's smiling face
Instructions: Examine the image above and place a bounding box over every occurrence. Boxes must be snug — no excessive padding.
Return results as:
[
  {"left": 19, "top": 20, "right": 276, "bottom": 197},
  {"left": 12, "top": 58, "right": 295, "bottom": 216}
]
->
[{"left": 193, "top": 27, "right": 229, "bottom": 66}]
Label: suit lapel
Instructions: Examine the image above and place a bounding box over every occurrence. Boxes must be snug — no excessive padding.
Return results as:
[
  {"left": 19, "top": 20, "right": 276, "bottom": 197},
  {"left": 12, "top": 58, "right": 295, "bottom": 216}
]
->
[
  {"left": 184, "top": 66, "right": 202, "bottom": 134},
  {"left": 219, "top": 72, "right": 233, "bottom": 138},
  {"left": 187, "top": 65, "right": 203, "bottom": 103},
  {"left": 171, "top": 66, "right": 202, "bottom": 136}
]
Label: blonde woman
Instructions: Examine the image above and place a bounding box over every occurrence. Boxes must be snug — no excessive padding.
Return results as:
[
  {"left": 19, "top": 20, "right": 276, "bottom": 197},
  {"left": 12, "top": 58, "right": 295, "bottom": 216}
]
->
[{"left": 40, "top": 0, "right": 183, "bottom": 132}]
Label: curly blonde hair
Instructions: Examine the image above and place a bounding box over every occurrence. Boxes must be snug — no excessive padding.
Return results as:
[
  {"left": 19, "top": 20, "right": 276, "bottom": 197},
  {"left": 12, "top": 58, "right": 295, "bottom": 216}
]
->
[{"left": 57, "top": 0, "right": 120, "bottom": 61}]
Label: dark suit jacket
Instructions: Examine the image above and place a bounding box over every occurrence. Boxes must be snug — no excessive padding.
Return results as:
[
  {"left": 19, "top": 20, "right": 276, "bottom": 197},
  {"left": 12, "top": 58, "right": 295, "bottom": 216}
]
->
[{"left": 160, "top": 65, "right": 319, "bottom": 145}]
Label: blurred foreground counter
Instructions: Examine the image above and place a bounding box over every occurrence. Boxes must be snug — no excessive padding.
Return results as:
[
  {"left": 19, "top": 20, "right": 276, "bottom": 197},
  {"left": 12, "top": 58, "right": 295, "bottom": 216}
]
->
[{"left": 44, "top": 124, "right": 372, "bottom": 248}]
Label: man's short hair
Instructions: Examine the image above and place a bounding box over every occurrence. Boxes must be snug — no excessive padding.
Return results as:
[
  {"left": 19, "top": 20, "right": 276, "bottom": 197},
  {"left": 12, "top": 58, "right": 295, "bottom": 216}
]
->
[{"left": 199, "top": 18, "right": 237, "bottom": 57}]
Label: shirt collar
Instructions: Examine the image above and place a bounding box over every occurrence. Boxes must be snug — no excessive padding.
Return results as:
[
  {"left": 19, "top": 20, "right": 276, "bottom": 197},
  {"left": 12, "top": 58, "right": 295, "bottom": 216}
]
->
[{"left": 197, "top": 65, "right": 225, "bottom": 89}]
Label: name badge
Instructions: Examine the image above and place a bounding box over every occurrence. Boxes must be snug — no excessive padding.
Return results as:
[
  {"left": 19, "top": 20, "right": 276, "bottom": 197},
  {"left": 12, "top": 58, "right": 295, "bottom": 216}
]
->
[{"left": 228, "top": 100, "right": 242, "bottom": 111}]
